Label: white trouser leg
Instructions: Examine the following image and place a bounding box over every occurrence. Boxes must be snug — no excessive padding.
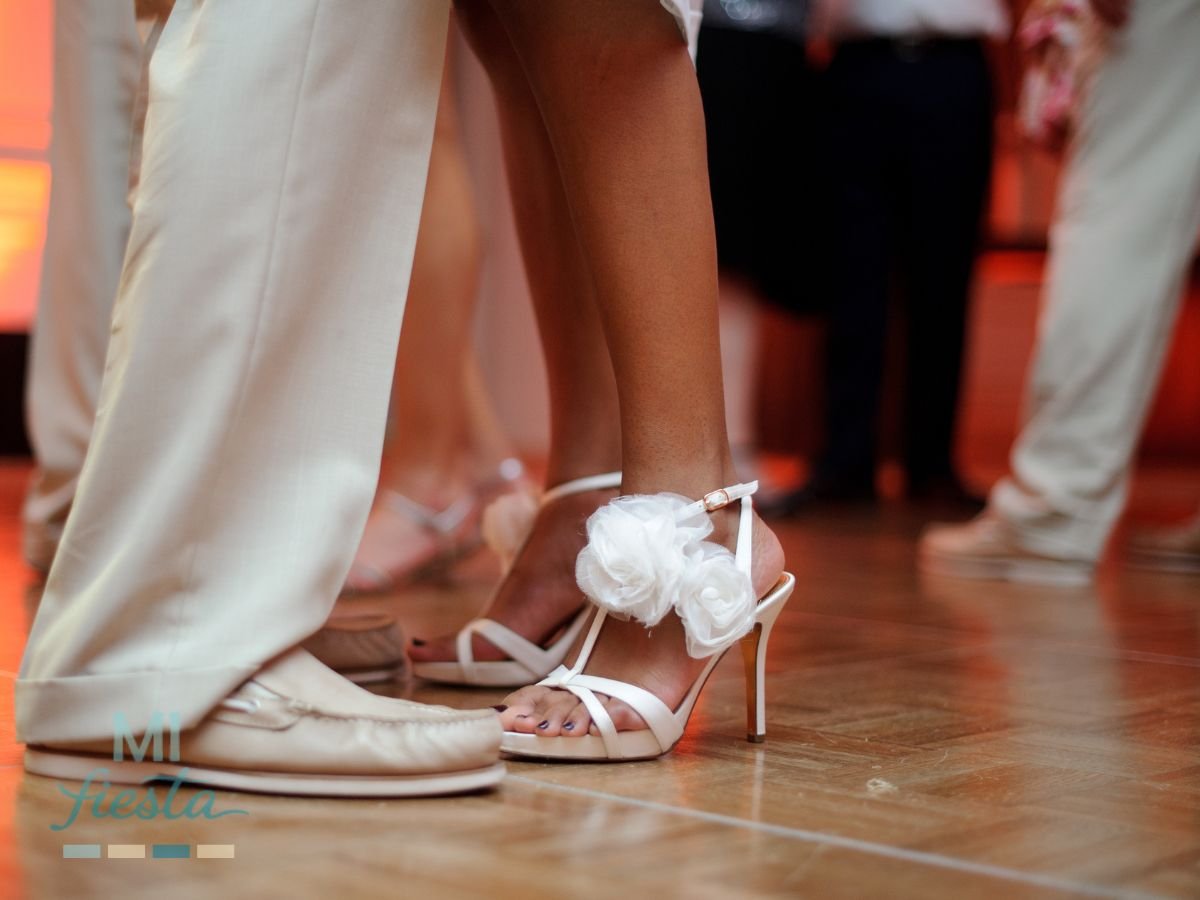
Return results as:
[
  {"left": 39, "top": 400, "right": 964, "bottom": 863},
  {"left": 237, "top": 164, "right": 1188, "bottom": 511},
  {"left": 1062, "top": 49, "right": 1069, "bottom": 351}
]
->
[
  {"left": 17, "top": 0, "right": 450, "bottom": 743},
  {"left": 22, "top": 1, "right": 141, "bottom": 571},
  {"left": 991, "top": 0, "right": 1200, "bottom": 561}
]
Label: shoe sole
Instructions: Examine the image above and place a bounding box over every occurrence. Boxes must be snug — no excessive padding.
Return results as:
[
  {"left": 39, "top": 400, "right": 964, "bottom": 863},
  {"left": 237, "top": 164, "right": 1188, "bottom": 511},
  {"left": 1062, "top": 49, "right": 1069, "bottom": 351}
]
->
[
  {"left": 501, "top": 730, "right": 667, "bottom": 762},
  {"left": 919, "top": 550, "right": 1093, "bottom": 587},
  {"left": 24, "top": 749, "right": 505, "bottom": 798}
]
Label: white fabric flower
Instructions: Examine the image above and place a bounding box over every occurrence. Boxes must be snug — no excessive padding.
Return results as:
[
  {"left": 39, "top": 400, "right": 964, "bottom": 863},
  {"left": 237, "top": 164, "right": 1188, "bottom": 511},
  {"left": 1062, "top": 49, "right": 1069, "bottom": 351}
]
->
[
  {"left": 575, "top": 494, "right": 711, "bottom": 627},
  {"left": 674, "top": 544, "right": 757, "bottom": 658}
]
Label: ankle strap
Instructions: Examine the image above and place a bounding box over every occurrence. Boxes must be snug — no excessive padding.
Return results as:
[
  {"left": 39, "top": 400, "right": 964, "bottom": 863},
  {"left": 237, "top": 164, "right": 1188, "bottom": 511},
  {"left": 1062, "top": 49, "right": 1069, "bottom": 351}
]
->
[
  {"left": 541, "top": 471, "right": 622, "bottom": 506},
  {"left": 677, "top": 480, "right": 758, "bottom": 578},
  {"left": 676, "top": 481, "right": 759, "bottom": 518}
]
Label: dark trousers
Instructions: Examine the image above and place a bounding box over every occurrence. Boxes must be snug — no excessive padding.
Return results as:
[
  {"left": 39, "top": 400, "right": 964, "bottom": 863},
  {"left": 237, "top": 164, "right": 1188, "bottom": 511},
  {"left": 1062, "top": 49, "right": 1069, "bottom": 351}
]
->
[{"left": 815, "top": 38, "right": 994, "bottom": 489}]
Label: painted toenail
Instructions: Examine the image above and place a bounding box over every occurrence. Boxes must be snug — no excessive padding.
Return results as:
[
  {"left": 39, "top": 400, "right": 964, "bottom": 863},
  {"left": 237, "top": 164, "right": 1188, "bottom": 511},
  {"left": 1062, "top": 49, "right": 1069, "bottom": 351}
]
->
[
  {"left": 492, "top": 705, "right": 508, "bottom": 713},
  {"left": 563, "top": 722, "right": 575, "bottom": 731},
  {"left": 410, "top": 638, "right": 426, "bottom": 647},
  {"left": 537, "top": 720, "right": 549, "bottom": 730}
]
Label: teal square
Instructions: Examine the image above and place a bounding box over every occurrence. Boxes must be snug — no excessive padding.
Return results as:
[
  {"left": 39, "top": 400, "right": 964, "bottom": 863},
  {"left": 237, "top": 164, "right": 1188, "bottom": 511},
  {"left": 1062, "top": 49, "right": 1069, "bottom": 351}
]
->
[
  {"left": 151, "top": 844, "right": 190, "bottom": 859},
  {"left": 62, "top": 844, "right": 101, "bottom": 859}
]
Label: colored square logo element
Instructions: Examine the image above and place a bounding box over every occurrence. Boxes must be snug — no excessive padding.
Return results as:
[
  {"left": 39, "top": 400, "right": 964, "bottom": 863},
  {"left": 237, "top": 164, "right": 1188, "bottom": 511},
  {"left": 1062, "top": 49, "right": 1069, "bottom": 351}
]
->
[
  {"left": 62, "top": 844, "right": 101, "bottom": 859},
  {"left": 151, "top": 844, "right": 191, "bottom": 859},
  {"left": 107, "top": 845, "right": 147, "bottom": 859},
  {"left": 196, "top": 844, "right": 235, "bottom": 859}
]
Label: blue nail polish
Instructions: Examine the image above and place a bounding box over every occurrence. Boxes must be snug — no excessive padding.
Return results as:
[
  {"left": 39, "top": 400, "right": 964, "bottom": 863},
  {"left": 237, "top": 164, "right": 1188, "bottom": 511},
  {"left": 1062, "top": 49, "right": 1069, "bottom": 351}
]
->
[
  {"left": 537, "top": 720, "right": 549, "bottom": 730},
  {"left": 563, "top": 722, "right": 575, "bottom": 731}
]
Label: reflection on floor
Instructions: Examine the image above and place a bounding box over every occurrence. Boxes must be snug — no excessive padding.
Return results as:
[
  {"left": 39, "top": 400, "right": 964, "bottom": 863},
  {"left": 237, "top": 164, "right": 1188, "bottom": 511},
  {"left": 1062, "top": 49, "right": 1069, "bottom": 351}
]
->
[{"left": 0, "top": 461, "right": 1197, "bottom": 898}]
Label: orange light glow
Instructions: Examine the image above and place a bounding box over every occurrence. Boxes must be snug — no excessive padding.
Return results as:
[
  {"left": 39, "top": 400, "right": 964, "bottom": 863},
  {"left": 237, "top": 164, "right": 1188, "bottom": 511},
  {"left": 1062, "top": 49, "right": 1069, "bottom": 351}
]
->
[
  {"left": 0, "top": 0, "right": 52, "bottom": 331},
  {"left": 0, "top": 160, "right": 49, "bottom": 331}
]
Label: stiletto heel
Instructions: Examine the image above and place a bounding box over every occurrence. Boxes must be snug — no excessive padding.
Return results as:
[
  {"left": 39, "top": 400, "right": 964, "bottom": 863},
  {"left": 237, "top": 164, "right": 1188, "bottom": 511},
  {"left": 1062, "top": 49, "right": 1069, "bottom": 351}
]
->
[
  {"left": 740, "top": 625, "right": 765, "bottom": 743},
  {"left": 501, "top": 480, "right": 794, "bottom": 762},
  {"left": 740, "top": 586, "right": 787, "bottom": 743}
]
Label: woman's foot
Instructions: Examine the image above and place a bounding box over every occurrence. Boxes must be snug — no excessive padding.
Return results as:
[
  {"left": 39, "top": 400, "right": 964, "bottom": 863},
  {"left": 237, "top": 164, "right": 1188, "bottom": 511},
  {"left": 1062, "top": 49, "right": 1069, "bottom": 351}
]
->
[
  {"left": 407, "top": 485, "right": 619, "bottom": 664},
  {"left": 345, "top": 459, "right": 529, "bottom": 595},
  {"left": 498, "top": 510, "right": 785, "bottom": 737}
]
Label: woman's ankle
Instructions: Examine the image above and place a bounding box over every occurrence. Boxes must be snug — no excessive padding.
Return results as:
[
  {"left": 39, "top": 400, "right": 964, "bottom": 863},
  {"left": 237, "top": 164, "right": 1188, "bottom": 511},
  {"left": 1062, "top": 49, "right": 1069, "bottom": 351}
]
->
[{"left": 619, "top": 453, "right": 740, "bottom": 500}]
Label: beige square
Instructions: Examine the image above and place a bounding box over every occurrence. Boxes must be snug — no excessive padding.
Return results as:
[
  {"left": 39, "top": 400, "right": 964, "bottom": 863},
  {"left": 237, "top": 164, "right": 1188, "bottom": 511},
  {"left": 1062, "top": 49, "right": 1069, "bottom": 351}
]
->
[{"left": 107, "top": 845, "right": 146, "bottom": 859}]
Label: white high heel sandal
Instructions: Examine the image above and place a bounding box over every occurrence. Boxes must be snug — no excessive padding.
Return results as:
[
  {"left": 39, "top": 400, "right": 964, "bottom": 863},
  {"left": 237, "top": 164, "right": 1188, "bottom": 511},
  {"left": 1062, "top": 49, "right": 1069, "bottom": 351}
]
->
[
  {"left": 501, "top": 480, "right": 794, "bottom": 762},
  {"left": 410, "top": 471, "right": 622, "bottom": 687}
]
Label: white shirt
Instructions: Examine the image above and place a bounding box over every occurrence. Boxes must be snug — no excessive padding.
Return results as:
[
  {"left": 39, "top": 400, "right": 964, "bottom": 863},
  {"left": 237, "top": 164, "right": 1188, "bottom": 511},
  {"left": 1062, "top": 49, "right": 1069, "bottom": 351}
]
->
[{"left": 817, "top": 0, "right": 1011, "bottom": 40}]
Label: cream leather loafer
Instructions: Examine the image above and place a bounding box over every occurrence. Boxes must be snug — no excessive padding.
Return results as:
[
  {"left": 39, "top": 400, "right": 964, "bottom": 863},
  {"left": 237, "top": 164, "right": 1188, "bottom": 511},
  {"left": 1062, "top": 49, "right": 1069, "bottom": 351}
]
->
[{"left": 24, "top": 648, "right": 504, "bottom": 797}]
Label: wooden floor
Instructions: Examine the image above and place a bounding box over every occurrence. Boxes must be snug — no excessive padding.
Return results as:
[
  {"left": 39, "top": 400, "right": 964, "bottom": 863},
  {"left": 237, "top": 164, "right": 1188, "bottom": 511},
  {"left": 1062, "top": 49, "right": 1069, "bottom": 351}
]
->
[{"left": 0, "top": 461, "right": 1197, "bottom": 899}]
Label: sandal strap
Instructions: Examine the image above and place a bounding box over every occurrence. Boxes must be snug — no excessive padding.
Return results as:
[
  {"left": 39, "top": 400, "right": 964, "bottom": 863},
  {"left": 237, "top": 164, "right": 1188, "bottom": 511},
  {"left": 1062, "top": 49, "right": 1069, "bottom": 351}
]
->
[
  {"left": 560, "top": 682, "right": 620, "bottom": 754},
  {"left": 675, "top": 480, "right": 759, "bottom": 518},
  {"left": 455, "top": 618, "right": 553, "bottom": 679},
  {"left": 678, "top": 480, "right": 757, "bottom": 577},
  {"left": 454, "top": 610, "right": 591, "bottom": 677},
  {"left": 539, "top": 665, "right": 681, "bottom": 755},
  {"left": 381, "top": 490, "right": 476, "bottom": 537},
  {"left": 736, "top": 492, "right": 754, "bottom": 577},
  {"left": 541, "top": 471, "right": 622, "bottom": 506}
]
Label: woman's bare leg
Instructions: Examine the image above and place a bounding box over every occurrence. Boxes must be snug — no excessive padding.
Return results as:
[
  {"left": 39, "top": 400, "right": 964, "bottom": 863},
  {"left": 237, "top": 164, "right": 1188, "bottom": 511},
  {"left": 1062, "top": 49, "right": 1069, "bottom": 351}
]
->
[
  {"left": 474, "top": 0, "right": 785, "bottom": 736},
  {"left": 344, "top": 66, "right": 484, "bottom": 592},
  {"left": 409, "top": 1, "right": 623, "bottom": 661}
]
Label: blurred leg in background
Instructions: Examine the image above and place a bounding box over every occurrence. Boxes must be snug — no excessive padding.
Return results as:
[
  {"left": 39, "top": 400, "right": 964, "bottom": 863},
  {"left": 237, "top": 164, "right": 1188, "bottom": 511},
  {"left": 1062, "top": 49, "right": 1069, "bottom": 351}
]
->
[
  {"left": 695, "top": 9, "right": 816, "bottom": 484},
  {"left": 344, "top": 55, "right": 529, "bottom": 596},
  {"left": 22, "top": 0, "right": 142, "bottom": 574},
  {"left": 770, "top": 4, "right": 1005, "bottom": 515},
  {"left": 897, "top": 40, "right": 993, "bottom": 508},
  {"left": 921, "top": 0, "right": 1200, "bottom": 585}
]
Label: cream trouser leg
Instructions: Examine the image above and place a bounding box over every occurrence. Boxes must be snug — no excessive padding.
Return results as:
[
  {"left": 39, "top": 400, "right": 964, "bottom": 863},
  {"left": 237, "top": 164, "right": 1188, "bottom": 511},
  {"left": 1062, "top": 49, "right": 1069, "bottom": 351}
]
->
[
  {"left": 17, "top": 0, "right": 450, "bottom": 744},
  {"left": 991, "top": 0, "right": 1200, "bottom": 561},
  {"left": 22, "top": 1, "right": 141, "bottom": 572}
]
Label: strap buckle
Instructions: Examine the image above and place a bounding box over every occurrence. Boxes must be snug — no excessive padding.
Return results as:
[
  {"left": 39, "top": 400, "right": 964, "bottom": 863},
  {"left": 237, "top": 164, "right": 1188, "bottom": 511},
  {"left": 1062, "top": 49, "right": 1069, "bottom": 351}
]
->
[{"left": 702, "top": 488, "right": 733, "bottom": 512}]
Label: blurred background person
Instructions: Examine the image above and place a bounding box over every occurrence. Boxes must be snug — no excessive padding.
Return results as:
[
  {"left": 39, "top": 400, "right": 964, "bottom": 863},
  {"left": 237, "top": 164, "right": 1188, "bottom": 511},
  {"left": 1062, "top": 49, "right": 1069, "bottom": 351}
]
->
[
  {"left": 695, "top": 0, "right": 814, "bottom": 481},
  {"left": 769, "top": 0, "right": 1008, "bottom": 515},
  {"left": 921, "top": 0, "right": 1200, "bottom": 584},
  {"left": 22, "top": 1, "right": 147, "bottom": 574}
]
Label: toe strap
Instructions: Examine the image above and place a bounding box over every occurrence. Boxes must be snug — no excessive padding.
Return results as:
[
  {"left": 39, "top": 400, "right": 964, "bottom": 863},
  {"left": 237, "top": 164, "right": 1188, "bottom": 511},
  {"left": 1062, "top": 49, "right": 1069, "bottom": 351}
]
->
[
  {"left": 561, "top": 683, "right": 620, "bottom": 754},
  {"left": 539, "top": 668, "right": 682, "bottom": 756}
]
